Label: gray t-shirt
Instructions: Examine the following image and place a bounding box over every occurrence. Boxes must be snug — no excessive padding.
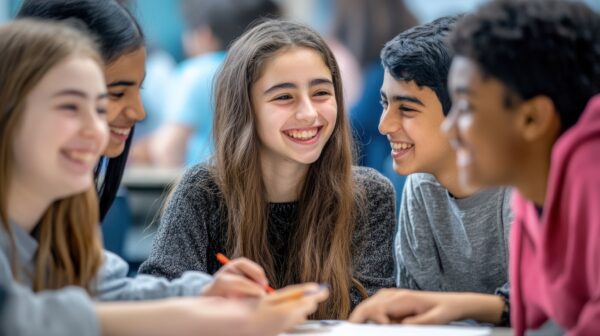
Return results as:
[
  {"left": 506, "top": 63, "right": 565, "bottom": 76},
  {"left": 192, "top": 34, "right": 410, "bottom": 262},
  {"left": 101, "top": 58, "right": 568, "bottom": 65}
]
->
[
  {"left": 0, "top": 222, "right": 212, "bottom": 336},
  {"left": 396, "top": 173, "right": 512, "bottom": 294}
]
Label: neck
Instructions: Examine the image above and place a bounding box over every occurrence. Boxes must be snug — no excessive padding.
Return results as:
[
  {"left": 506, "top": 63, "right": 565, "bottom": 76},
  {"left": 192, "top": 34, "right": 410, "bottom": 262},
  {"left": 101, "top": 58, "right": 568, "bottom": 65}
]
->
[
  {"left": 515, "top": 143, "right": 553, "bottom": 207},
  {"left": 433, "top": 152, "right": 476, "bottom": 199},
  {"left": 260, "top": 158, "right": 308, "bottom": 203},
  {"left": 7, "top": 180, "right": 52, "bottom": 233}
]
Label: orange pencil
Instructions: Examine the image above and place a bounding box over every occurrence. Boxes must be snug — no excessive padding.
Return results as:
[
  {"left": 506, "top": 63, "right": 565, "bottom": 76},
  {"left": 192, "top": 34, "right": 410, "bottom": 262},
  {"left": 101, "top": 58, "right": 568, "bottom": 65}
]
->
[{"left": 216, "top": 253, "right": 275, "bottom": 293}]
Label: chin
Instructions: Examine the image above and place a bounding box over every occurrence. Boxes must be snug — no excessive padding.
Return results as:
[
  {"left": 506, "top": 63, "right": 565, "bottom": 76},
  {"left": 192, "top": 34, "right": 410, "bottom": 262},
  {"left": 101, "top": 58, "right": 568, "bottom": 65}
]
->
[
  {"left": 392, "top": 163, "right": 415, "bottom": 177},
  {"left": 103, "top": 145, "right": 125, "bottom": 158}
]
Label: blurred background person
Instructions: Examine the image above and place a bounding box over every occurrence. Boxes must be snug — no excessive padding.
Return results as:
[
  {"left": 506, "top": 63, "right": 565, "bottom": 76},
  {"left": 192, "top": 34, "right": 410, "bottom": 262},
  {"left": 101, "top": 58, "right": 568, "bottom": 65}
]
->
[
  {"left": 332, "top": 0, "right": 418, "bottom": 206},
  {"left": 132, "top": 0, "right": 281, "bottom": 167}
]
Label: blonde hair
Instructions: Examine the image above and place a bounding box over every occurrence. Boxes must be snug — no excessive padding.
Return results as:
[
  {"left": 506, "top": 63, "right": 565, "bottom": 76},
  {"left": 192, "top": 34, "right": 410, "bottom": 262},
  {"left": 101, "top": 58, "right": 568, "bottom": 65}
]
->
[
  {"left": 0, "top": 19, "right": 104, "bottom": 292},
  {"left": 211, "top": 20, "right": 367, "bottom": 319}
]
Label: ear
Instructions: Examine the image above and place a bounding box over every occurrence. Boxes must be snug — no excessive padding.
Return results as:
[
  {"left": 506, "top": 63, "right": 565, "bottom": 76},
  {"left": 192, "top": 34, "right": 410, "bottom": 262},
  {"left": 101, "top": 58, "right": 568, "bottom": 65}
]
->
[{"left": 516, "top": 95, "right": 561, "bottom": 142}]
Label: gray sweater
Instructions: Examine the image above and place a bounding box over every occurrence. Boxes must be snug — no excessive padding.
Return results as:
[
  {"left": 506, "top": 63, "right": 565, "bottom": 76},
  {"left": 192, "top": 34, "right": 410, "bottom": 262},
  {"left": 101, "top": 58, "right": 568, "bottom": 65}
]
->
[
  {"left": 397, "top": 173, "right": 512, "bottom": 294},
  {"left": 0, "top": 222, "right": 212, "bottom": 336},
  {"left": 140, "top": 165, "right": 397, "bottom": 307}
]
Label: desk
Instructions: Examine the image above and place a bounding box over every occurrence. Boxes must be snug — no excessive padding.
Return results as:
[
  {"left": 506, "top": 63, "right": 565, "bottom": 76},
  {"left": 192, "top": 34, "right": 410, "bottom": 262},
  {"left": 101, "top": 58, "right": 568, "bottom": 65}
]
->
[
  {"left": 121, "top": 166, "right": 183, "bottom": 191},
  {"left": 280, "top": 322, "right": 512, "bottom": 336}
]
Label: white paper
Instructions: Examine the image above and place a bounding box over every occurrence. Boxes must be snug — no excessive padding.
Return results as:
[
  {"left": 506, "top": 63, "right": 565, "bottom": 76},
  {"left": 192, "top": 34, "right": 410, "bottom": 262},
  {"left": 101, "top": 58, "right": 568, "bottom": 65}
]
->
[{"left": 282, "top": 321, "right": 491, "bottom": 336}]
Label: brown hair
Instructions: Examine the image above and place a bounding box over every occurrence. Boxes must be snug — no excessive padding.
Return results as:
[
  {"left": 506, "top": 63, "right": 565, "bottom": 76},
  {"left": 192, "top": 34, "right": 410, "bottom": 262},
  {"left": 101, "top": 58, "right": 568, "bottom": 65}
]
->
[
  {"left": 211, "top": 20, "right": 367, "bottom": 319},
  {"left": 0, "top": 19, "right": 104, "bottom": 292}
]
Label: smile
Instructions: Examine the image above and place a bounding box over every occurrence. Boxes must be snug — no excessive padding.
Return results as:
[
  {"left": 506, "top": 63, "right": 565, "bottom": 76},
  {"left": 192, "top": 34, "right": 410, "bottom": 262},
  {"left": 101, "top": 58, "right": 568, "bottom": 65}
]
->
[
  {"left": 283, "top": 126, "right": 322, "bottom": 144},
  {"left": 390, "top": 141, "right": 414, "bottom": 159},
  {"left": 109, "top": 126, "right": 131, "bottom": 141}
]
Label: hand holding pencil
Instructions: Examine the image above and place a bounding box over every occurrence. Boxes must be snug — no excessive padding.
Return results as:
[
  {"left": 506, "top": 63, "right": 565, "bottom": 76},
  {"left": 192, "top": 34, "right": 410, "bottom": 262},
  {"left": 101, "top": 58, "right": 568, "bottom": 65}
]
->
[{"left": 201, "top": 254, "right": 272, "bottom": 298}]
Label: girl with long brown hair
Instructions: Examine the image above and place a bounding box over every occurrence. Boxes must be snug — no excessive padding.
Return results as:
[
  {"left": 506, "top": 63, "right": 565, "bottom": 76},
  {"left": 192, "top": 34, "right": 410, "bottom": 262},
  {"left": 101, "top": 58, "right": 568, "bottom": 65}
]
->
[
  {"left": 0, "top": 19, "right": 327, "bottom": 336},
  {"left": 140, "top": 20, "right": 397, "bottom": 319}
]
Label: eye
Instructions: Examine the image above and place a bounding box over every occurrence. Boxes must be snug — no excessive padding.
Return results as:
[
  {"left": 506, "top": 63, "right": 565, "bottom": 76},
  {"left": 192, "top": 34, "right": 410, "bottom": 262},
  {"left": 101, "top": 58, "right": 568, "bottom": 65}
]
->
[
  {"left": 97, "top": 107, "right": 107, "bottom": 115},
  {"left": 379, "top": 99, "right": 388, "bottom": 108},
  {"left": 58, "top": 104, "right": 79, "bottom": 113},
  {"left": 273, "top": 94, "right": 292, "bottom": 101},
  {"left": 109, "top": 92, "right": 125, "bottom": 100},
  {"left": 314, "top": 90, "right": 331, "bottom": 97}
]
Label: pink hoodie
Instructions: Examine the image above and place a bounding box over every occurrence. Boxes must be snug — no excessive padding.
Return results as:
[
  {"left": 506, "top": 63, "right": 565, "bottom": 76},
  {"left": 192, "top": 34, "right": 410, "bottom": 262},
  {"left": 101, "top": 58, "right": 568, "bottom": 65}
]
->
[{"left": 510, "top": 94, "right": 600, "bottom": 336}]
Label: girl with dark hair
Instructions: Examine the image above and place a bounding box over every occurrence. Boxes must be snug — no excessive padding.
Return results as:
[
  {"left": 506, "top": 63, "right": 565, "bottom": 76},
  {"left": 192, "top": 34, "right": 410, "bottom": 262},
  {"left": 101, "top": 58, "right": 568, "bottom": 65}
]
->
[
  {"left": 16, "top": 0, "right": 298, "bottom": 301},
  {"left": 18, "top": 0, "right": 145, "bottom": 221},
  {"left": 0, "top": 19, "right": 327, "bottom": 336},
  {"left": 140, "top": 20, "right": 397, "bottom": 320}
]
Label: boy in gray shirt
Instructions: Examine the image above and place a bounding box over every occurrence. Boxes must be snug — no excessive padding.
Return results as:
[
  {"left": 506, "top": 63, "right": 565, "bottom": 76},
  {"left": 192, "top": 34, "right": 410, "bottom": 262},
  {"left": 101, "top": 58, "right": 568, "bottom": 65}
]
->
[{"left": 351, "top": 16, "right": 512, "bottom": 326}]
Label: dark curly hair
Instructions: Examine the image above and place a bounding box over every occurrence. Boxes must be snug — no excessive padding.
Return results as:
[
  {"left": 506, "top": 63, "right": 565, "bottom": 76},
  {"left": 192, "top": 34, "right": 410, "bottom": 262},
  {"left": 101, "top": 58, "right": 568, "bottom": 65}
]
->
[
  {"left": 381, "top": 15, "right": 462, "bottom": 116},
  {"left": 450, "top": 0, "right": 600, "bottom": 132}
]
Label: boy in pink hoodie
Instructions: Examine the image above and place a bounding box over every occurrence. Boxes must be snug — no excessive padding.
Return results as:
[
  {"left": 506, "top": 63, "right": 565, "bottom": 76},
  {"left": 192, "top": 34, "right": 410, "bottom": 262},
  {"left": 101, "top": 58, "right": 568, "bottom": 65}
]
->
[
  {"left": 350, "top": 1, "right": 600, "bottom": 333},
  {"left": 443, "top": 0, "right": 600, "bottom": 335}
]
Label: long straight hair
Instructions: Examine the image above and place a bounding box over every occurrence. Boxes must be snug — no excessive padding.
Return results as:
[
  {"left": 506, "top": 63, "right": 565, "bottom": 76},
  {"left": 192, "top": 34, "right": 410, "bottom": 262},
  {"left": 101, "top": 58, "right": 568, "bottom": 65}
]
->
[
  {"left": 18, "top": 0, "right": 145, "bottom": 221},
  {"left": 0, "top": 19, "right": 104, "bottom": 292},
  {"left": 212, "top": 20, "right": 367, "bottom": 319}
]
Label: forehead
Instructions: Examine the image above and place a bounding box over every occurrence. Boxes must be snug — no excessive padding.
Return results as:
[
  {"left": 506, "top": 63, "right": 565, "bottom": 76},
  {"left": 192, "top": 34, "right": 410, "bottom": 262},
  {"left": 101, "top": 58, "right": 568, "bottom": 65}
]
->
[
  {"left": 30, "top": 57, "right": 105, "bottom": 99},
  {"left": 448, "top": 56, "right": 483, "bottom": 93},
  {"left": 104, "top": 47, "right": 146, "bottom": 79},
  {"left": 381, "top": 71, "right": 441, "bottom": 102},
  {"left": 258, "top": 47, "right": 331, "bottom": 81}
]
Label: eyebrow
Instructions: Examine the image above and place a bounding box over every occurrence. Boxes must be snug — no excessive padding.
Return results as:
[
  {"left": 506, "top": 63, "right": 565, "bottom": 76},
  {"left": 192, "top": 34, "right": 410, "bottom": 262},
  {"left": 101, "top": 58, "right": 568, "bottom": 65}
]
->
[
  {"left": 263, "top": 78, "right": 333, "bottom": 96},
  {"left": 380, "top": 91, "right": 425, "bottom": 106},
  {"left": 53, "top": 89, "right": 89, "bottom": 98},
  {"left": 53, "top": 89, "right": 109, "bottom": 100},
  {"left": 107, "top": 80, "right": 136, "bottom": 88}
]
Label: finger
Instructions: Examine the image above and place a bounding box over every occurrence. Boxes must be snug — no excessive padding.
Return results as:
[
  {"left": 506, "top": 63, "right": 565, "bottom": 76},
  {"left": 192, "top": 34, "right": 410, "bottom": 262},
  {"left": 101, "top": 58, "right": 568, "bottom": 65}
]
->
[
  {"left": 401, "top": 308, "right": 444, "bottom": 325},
  {"left": 225, "top": 258, "right": 269, "bottom": 286},
  {"left": 349, "top": 294, "right": 394, "bottom": 323},
  {"left": 348, "top": 305, "right": 370, "bottom": 323},
  {"left": 214, "top": 274, "right": 266, "bottom": 298}
]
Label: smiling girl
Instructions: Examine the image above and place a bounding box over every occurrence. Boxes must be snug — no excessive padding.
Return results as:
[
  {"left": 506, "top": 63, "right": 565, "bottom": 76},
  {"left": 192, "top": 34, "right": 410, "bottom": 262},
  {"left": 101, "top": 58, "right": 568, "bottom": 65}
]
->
[
  {"left": 18, "top": 0, "right": 147, "bottom": 220},
  {"left": 0, "top": 19, "right": 327, "bottom": 336},
  {"left": 140, "top": 20, "right": 397, "bottom": 319}
]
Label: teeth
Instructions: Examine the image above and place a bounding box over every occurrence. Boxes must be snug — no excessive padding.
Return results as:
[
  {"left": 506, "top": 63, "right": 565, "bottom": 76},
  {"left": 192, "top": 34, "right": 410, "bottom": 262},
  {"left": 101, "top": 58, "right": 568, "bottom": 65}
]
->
[
  {"left": 285, "top": 128, "right": 318, "bottom": 140},
  {"left": 110, "top": 127, "right": 130, "bottom": 136},
  {"left": 64, "top": 150, "right": 95, "bottom": 164},
  {"left": 391, "top": 142, "right": 414, "bottom": 151}
]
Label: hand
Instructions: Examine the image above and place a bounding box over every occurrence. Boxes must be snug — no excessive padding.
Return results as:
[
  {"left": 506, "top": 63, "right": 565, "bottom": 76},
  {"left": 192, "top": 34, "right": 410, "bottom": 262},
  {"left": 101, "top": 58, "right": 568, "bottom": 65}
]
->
[
  {"left": 201, "top": 257, "right": 270, "bottom": 298},
  {"left": 240, "top": 283, "right": 330, "bottom": 336},
  {"left": 349, "top": 289, "right": 466, "bottom": 325}
]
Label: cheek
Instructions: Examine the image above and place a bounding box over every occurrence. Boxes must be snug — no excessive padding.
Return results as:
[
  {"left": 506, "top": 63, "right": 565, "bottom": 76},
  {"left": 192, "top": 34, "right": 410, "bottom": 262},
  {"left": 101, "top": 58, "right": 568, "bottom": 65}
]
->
[
  {"left": 106, "top": 101, "right": 123, "bottom": 123},
  {"left": 324, "top": 101, "right": 338, "bottom": 125}
]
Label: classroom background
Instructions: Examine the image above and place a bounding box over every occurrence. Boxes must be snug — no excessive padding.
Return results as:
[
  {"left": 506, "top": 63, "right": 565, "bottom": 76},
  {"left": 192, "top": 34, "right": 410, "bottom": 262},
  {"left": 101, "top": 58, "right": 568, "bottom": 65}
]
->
[{"left": 1, "top": 0, "right": 598, "bottom": 274}]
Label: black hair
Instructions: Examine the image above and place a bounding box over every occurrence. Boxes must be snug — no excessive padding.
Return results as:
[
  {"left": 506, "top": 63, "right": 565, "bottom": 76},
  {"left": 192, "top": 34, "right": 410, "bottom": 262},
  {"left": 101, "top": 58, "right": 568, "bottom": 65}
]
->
[
  {"left": 181, "top": 0, "right": 280, "bottom": 50},
  {"left": 380, "top": 15, "right": 462, "bottom": 116},
  {"left": 18, "top": 0, "right": 144, "bottom": 63},
  {"left": 450, "top": 0, "right": 600, "bottom": 132},
  {"left": 18, "top": 0, "right": 145, "bottom": 221}
]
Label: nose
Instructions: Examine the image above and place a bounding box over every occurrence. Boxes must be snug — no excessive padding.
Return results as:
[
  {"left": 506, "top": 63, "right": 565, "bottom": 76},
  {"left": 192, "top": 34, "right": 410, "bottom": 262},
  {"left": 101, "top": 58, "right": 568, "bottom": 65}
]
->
[
  {"left": 442, "top": 105, "right": 460, "bottom": 149},
  {"left": 378, "top": 105, "right": 400, "bottom": 135},
  {"left": 295, "top": 96, "right": 318, "bottom": 123}
]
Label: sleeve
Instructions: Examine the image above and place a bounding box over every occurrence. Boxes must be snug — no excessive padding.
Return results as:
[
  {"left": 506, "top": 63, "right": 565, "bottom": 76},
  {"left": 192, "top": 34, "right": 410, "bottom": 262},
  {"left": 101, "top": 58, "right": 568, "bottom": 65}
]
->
[
  {"left": 138, "top": 167, "right": 214, "bottom": 280},
  {"left": 0, "top": 250, "right": 99, "bottom": 336},
  {"left": 561, "top": 154, "right": 600, "bottom": 335},
  {"left": 396, "top": 175, "right": 441, "bottom": 290},
  {"left": 351, "top": 168, "right": 397, "bottom": 307},
  {"left": 94, "top": 250, "right": 212, "bottom": 301}
]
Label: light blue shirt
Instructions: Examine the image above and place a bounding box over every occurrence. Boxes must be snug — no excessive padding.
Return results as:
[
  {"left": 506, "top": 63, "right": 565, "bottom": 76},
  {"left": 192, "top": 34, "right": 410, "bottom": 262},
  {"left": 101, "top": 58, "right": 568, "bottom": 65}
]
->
[
  {"left": 0, "top": 222, "right": 212, "bottom": 336},
  {"left": 166, "top": 51, "right": 227, "bottom": 166}
]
